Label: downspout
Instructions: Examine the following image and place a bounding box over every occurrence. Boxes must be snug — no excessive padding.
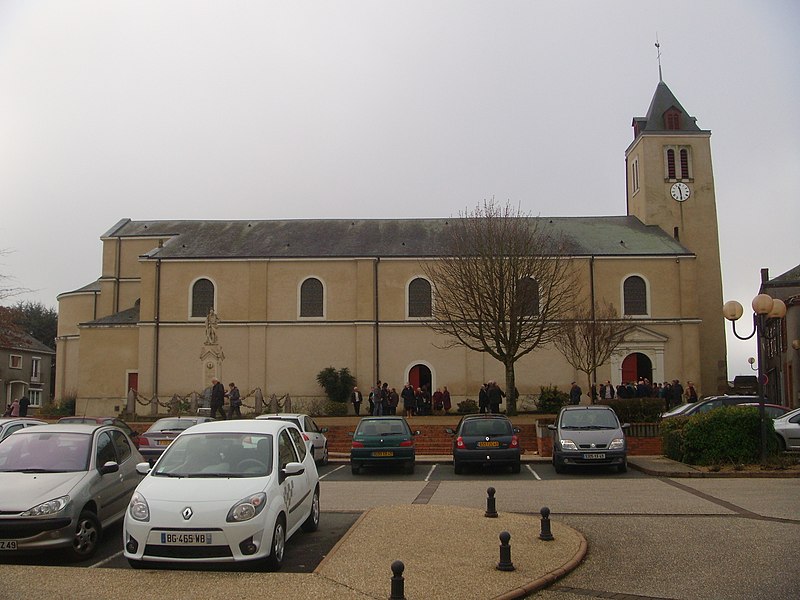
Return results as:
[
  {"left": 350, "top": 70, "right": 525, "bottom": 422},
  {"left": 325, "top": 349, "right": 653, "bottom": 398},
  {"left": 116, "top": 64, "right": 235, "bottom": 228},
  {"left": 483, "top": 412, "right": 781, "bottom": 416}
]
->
[
  {"left": 153, "top": 255, "right": 162, "bottom": 401},
  {"left": 374, "top": 257, "right": 380, "bottom": 382},
  {"left": 590, "top": 255, "right": 597, "bottom": 392},
  {"left": 114, "top": 235, "right": 122, "bottom": 313}
]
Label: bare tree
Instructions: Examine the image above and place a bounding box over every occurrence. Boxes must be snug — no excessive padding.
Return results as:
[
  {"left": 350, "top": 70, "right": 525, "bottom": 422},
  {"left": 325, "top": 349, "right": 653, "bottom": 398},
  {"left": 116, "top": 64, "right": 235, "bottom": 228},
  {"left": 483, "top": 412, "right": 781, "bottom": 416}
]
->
[
  {"left": 553, "top": 299, "right": 634, "bottom": 400},
  {"left": 421, "top": 200, "right": 580, "bottom": 415},
  {"left": 1, "top": 249, "right": 30, "bottom": 344}
]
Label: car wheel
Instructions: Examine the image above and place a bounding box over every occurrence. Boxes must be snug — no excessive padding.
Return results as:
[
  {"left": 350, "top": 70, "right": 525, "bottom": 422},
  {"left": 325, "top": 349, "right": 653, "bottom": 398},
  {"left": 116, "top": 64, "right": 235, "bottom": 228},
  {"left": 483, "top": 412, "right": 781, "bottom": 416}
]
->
[
  {"left": 453, "top": 460, "right": 463, "bottom": 475},
  {"left": 264, "top": 515, "right": 286, "bottom": 571},
  {"left": 66, "top": 510, "right": 101, "bottom": 561},
  {"left": 776, "top": 435, "right": 787, "bottom": 452},
  {"left": 404, "top": 460, "right": 415, "bottom": 475},
  {"left": 301, "top": 486, "right": 320, "bottom": 533},
  {"left": 617, "top": 460, "right": 628, "bottom": 474},
  {"left": 320, "top": 443, "right": 329, "bottom": 466},
  {"left": 553, "top": 457, "right": 566, "bottom": 474},
  {"left": 510, "top": 461, "right": 521, "bottom": 474},
  {"left": 351, "top": 463, "right": 360, "bottom": 475}
]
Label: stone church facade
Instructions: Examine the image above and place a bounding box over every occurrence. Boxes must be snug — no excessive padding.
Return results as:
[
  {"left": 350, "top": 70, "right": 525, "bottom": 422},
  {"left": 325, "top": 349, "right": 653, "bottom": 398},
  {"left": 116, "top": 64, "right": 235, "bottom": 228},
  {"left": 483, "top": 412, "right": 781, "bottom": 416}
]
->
[{"left": 55, "top": 80, "right": 728, "bottom": 414}]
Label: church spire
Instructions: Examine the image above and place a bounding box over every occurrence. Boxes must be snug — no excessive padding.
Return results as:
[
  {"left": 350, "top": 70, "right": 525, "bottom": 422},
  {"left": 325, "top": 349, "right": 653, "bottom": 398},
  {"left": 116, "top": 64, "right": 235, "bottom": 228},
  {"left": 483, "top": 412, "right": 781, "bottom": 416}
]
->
[{"left": 655, "top": 35, "right": 663, "bottom": 82}]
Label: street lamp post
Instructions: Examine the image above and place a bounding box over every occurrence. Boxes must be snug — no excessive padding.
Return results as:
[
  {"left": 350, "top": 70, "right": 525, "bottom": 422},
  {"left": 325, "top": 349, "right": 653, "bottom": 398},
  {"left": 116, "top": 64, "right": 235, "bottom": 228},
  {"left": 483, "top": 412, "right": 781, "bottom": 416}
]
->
[{"left": 723, "top": 294, "right": 787, "bottom": 463}]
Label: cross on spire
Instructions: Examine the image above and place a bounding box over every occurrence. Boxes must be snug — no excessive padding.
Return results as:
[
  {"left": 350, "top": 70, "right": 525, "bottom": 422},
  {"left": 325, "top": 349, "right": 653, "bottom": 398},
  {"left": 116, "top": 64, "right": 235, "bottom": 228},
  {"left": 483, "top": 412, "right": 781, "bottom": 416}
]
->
[{"left": 655, "top": 35, "right": 663, "bottom": 82}]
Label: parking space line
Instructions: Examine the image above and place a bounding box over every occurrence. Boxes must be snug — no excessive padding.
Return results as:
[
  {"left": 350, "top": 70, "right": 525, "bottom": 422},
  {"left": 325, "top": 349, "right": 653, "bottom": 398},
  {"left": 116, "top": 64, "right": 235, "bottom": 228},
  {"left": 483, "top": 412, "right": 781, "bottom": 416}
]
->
[
  {"left": 89, "top": 550, "right": 122, "bottom": 568},
  {"left": 526, "top": 464, "right": 541, "bottom": 480},
  {"left": 424, "top": 464, "right": 437, "bottom": 481},
  {"left": 319, "top": 465, "right": 345, "bottom": 480}
]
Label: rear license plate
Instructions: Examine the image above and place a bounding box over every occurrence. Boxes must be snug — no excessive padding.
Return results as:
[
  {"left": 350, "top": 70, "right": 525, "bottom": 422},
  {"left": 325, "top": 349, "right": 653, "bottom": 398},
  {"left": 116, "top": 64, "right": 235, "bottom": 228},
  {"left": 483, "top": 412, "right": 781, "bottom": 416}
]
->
[
  {"left": 157, "top": 439, "right": 172, "bottom": 446},
  {"left": 477, "top": 441, "right": 500, "bottom": 447},
  {"left": 583, "top": 453, "right": 606, "bottom": 460},
  {"left": 0, "top": 540, "right": 18, "bottom": 550},
  {"left": 160, "top": 532, "right": 213, "bottom": 546},
  {"left": 372, "top": 451, "right": 394, "bottom": 457}
]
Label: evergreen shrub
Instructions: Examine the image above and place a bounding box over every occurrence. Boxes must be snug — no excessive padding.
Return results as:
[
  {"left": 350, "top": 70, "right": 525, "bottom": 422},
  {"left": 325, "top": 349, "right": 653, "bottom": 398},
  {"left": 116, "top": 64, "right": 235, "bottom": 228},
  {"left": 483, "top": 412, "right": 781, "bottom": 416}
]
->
[
  {"left": 598, "top": 397, "right": 663, "bottom": 423},
  {"left": 535, "top": 385, "right": 569, "bottom": 414}
]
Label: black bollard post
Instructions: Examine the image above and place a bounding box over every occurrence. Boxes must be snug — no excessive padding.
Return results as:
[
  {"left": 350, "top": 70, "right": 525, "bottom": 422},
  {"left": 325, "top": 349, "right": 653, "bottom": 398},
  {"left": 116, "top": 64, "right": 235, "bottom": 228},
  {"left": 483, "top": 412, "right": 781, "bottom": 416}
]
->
[
  {"left": 389, "top": 560, "right": 406, "bottom": 600},
  {"left": 539, "top": 506, "right": 555, "bottom": 541},
  {"left": 496, "top": 531, "right": 515, "bottom": 571},
  {"left": 485, "top": 486, "right": 498, "bottom": 518}
]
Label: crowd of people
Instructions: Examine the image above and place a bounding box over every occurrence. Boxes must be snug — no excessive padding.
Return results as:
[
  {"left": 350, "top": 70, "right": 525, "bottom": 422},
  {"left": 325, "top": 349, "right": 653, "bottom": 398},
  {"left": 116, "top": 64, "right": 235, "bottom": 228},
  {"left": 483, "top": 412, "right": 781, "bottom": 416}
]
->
[
  {"left": 351, "top": 381, "right": 452, "bottom": 417},
  {"left": 2, "top": 395, "right": 30, "bottom": 417},
  {"left": 579, "top": 378, "right": 698, "bottom": 411}
]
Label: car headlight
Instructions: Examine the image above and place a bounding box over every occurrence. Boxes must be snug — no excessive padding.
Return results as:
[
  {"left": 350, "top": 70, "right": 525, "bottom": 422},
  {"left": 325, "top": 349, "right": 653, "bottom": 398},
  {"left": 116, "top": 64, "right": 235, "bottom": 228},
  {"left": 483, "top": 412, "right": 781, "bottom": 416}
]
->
[
  {"left": 608, "top": 438, "right": 625, "bottom": 450},
  {"left": 21, "top": 495, "right": 69, "bottom": 516},
  {"left": 559, "top": 439, "right": 578, "bottom": 451},
  {"left": 128, "top": 492, "right": 150, "bottom": 522},
  {"left": 227, "top": 493, "right": 267, "bottom": 523}
]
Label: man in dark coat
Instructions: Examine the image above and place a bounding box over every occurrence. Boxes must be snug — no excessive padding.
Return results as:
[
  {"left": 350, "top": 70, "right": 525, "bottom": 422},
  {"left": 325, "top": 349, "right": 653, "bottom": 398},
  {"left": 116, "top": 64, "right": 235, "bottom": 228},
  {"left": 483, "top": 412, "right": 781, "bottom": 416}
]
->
[
  {"left": 487, "top": 381, "right": 505, "bottom": 414},
  {"left": 210, "top": 378, "right": 226, "bottom": 420},
  {"left": 569, "top": 382, "right": 583, "bottom": 405},
  {"left": 18, "top": 395, "right": 30, "bottom": 417},
  {"left": 478, "top": 384, "right": 489, "bottom": 414}
]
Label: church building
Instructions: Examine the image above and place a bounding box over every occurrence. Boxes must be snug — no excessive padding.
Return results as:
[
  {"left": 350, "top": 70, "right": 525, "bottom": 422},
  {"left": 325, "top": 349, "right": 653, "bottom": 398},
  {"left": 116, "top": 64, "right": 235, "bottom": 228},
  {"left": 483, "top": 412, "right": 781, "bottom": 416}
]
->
[{"left": 55, "top": 79, "right": 728, "bottom": 414}]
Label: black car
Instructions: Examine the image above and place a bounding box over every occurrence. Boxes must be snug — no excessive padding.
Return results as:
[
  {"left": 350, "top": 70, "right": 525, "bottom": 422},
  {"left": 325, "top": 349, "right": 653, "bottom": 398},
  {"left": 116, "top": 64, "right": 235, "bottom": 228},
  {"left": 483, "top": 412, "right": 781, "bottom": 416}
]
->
[
  {"left": 549, "top": 405, "right": 628, "bottom": 474},
  {"left": 446, "top": 414, "right": 521, "bottom": 474},
  {"left": 661, "top": 395, "right": 765, "bottom": 419}
]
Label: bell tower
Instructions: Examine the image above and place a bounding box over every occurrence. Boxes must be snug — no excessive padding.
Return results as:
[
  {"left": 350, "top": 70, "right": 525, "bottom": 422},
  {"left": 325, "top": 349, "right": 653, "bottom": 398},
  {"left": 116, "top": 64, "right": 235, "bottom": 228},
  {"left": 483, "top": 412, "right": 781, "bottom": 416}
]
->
[{"left": 625, "top": 78, "right": 728, "bottom": 394}]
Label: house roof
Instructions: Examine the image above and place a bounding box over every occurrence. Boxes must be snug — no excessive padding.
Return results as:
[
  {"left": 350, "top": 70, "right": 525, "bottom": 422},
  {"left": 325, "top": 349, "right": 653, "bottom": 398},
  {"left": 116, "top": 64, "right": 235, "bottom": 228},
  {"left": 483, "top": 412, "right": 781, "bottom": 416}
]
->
[
  {"left": 85, "top": 305, "right": 140, "bottom": 326},
  {"left": 0, "top": 329, "right": 55, "bottom": 354},
  {"left": 103, "top": 216, "right": 692, "bottom": 260},
  {"left": 767, "top": 264, "right": 800, "bottom": 285}
]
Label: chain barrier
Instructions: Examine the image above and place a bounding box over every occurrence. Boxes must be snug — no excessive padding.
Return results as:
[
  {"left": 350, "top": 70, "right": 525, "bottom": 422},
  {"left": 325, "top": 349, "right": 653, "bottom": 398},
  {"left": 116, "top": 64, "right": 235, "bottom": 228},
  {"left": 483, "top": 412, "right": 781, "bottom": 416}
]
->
[{"left": 128, "top": 389, "right": 291, "bottom": 416}]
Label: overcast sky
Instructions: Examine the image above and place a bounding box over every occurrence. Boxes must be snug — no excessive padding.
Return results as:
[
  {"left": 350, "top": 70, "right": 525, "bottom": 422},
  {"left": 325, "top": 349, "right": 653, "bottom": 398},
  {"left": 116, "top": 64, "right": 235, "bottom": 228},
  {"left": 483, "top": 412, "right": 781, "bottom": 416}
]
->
[{"left": 1, "top": 1, "right": 798, "bottom": 379}]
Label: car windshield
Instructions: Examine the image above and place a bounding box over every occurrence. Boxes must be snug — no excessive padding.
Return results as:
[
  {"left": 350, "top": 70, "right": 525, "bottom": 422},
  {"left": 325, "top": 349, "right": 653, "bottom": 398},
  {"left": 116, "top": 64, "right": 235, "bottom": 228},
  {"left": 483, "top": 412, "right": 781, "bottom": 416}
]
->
[
  {"left": 560, "top": 410, "right": 619, "bottom": 429},
  {"left": 149, "top": 419, "right": 199, "bottom": 432},
  {"left": 461, "top": 419, "right": 511, "bottom": 436},
  {"left": 0, "top": 431, "right": 91, "bottom": 472},
  {"left": 357, "top": 420, "right": 408, "bottom": 437},
  {"left": 152, "top": 433, "right": 273, "bottom": 478},
  {"left": 662, "top": 403, "right": 695, "bottom": 417}
]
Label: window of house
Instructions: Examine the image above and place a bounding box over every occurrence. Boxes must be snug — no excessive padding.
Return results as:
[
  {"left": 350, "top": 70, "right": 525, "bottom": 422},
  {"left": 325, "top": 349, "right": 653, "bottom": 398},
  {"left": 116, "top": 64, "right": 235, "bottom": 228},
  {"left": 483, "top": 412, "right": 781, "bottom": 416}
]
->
[
  {"left": 631, "top": 157, "right": 640, "bottom": 193},
  {"left": 191, "top": 278, "right": 215, "bottom": 318},
  {"left": 31, "top": 357, "right": 41, "bottom": 381},
  {"left": 623, "top": 276, "right": 648, "bottom": 316},
  {"left": 516, "top": 277, "right": 540, "bottom": 317},
  {"left": 408, "top": 277, "right": 432, "bottom": 318},
  {"left": 300, "top": 278, "right": 324, "bottom": 317},
  {"left": 9, "top": 354, "right": 22, "bottom": 369},
  {"left": 28, "top": 390, "right": 42, "bottom": 407}
]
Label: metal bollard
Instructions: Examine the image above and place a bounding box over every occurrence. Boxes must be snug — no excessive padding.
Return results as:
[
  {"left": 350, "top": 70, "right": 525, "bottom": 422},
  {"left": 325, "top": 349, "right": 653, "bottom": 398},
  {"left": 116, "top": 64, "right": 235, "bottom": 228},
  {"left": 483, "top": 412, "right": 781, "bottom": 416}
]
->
[
  {"left": 485, "top": 486, "right": 498, "bottom": 518},
  {"left": 389, "top": 560, "right": 406, "bottom": 600},
  {"left": 496, "top": 531, "right": 515, "bottom": 571},
  {"left": 539, "top": 506, "right": 555, "bottom": 541}
]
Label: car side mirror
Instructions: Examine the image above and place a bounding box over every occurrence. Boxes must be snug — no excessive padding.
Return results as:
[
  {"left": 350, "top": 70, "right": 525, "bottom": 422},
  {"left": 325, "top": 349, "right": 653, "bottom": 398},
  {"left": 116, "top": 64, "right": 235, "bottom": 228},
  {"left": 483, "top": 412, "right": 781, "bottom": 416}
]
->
[
  {"left": 445, "top": 428, "right": 455, "bottom": 435},
  {"left": 320, "top": 428, "right": 329, "bottom": 433},
  {"left": 547, "top": 424, "right": 557, "bottom": 431},
  {"left": 348, "top": 431, "right": 354, "bottom": 437},
  {"left": 413, "top": 430, "right": 421, "bottom": 436},
  {"left": 621, "top": 423, "right": 631, "bottom": 429},
  {"left": 280, "top": 461, "right": 305, "bottom": 483},
  {"left": 136, "top": 462, "right": 152, "bottom": 475},
  {"left": 513, "top": 427, "right": 521, "bottom": 433},
  {"left": 99, "top": 461, "right": 120, "bottom": 475}
]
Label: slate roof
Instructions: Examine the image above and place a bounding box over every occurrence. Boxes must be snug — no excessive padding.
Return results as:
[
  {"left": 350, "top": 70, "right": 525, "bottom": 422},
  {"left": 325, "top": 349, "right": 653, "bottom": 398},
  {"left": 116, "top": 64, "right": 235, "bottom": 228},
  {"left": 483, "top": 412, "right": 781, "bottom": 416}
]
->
[
  {"left": 103, "top": 216, "right": 692, "bottom": 260},
  {"left": 633, "top": 80, "right": 704, "bottom": 134},
  {"left": 85, "top": 305, "right": 140, "bottom": 326},
  {"left": 767, "top": 264, "right": 800, "bottom": 285},
  {"left": 0, "top": 329, "right": 55, "bottom": 354}
]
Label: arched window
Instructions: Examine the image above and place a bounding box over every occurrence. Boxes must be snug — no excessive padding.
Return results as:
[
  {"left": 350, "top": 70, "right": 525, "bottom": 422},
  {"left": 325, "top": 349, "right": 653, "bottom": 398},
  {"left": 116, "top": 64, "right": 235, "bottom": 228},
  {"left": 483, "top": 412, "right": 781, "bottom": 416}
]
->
[
  {"left": 666, "top": 149, "right": 676, "bottom": 179},
  {"left": 623, "top": 276, "right": 647, "bottom": 316},
  {"left": 516, "top": 277, "right": 539, "bottom": 317},
  {"left": 680, "top": 148, "right": 690, "bottom": 179},
  {"left": 408, "top": 278, "right": 432, "bottom": 318},
  {"left": 300, "top": 278, "right": 324, "bottom": 317},
  {"left": 191, "top": 278, "right": 215, "bottom": 318}
]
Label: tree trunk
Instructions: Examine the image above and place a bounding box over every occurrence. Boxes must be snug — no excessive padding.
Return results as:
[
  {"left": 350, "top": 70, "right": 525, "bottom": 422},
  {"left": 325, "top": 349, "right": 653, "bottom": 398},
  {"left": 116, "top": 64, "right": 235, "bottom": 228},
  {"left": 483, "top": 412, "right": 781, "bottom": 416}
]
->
[{"left": 505, "top": 361, "right": 517, "bottom": 416}]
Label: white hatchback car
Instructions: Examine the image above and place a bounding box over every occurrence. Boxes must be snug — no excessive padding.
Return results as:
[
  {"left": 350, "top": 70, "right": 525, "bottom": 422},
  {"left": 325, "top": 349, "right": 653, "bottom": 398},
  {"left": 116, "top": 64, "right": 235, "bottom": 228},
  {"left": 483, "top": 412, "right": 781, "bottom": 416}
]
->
[
  {"left": 123, "top": 419, "right": 320, "bottom": 570},
  {"left": 256, "top": 413, "right": 329, "bottom": 465}
]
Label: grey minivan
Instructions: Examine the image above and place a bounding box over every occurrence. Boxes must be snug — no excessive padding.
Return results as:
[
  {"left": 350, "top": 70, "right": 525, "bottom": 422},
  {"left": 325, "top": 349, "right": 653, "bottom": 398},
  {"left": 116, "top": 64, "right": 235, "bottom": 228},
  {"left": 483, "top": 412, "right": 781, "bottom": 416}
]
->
[{"left": 549, "top": 405, "right": 629, "bottom": 473}]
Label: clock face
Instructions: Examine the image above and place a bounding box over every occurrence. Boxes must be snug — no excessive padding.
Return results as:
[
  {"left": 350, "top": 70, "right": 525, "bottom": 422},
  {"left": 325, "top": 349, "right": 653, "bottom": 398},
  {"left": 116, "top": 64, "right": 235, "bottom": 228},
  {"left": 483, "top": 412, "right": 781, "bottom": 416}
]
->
[{"left": 671, "top": 182, "right": 691, "bottom": 202}]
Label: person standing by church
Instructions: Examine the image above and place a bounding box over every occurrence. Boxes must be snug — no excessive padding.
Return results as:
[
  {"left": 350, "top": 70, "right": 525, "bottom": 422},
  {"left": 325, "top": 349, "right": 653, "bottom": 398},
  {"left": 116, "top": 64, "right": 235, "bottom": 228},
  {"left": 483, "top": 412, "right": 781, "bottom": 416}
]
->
[
  {"left": 478, "top": 383, "right": 489, "bottom": 414},
  {"left": 569, "top": 382, "right": 582, "bottom": 405},
  {"left": 226, "top": 382, "right": 241, "bottom": 419},
  {"left": 351, "top": 386, "right": 363, "bottom": 415},
  {"left": 18, "top": 395, "right": 30, "bottom": 417},
  {"left": 210, "top": 378, "right": 226, "bottom": 420}
]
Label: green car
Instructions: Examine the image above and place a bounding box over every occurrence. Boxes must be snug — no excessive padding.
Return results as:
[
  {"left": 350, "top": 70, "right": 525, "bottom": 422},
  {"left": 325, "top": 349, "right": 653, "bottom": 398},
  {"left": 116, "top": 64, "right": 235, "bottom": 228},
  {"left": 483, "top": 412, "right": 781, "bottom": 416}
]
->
[{"left": 349, "top": 417, "right": 419, "bottom": 475}]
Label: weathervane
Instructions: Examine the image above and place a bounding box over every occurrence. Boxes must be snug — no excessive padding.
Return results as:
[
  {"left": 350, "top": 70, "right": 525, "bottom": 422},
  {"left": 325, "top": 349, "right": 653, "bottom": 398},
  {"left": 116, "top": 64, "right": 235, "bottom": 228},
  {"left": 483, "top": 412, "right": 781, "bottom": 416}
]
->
[{"left": 655, "top": 34, "right": 663, "bottom": 82}]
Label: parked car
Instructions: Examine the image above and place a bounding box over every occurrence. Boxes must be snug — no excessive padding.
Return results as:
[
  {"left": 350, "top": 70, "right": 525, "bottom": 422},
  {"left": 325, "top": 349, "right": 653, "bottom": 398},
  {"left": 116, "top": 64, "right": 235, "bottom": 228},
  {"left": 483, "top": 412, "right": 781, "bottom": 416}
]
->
[
  {"left": 256, "top": 413, "right": 329, "bottom": 465},
  {"left": 0, "top": 423, "right": 144, "bottom": 559},
  {"left": 57, "top": 416, "right": 141, "bottom": 448},
  {"left": 349, "top": 416, "right": 419, "bottom": 475},
  {"left": 137, "top": 416, "right": 215, "bottom": 464},
  {"left": 123, "top": 419, "right": 320, "bottom": 570},
  {"left": 0, "top": 417, "right": 47, "bottom": 443},
  {"left": 446, "top": 414, "right": 521, "bottom": 474},
  {"left": 773, "top": 407, "right": 800, "bottom": 451},
  {"left": 549, "top": 405, "right": 629, "bottom": 474},
  {"left": 661, "top": 395, "right": 766, "bottom": 419},
  {"left": 739, "top": 403, "right": 790, "bottom": 419}
]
